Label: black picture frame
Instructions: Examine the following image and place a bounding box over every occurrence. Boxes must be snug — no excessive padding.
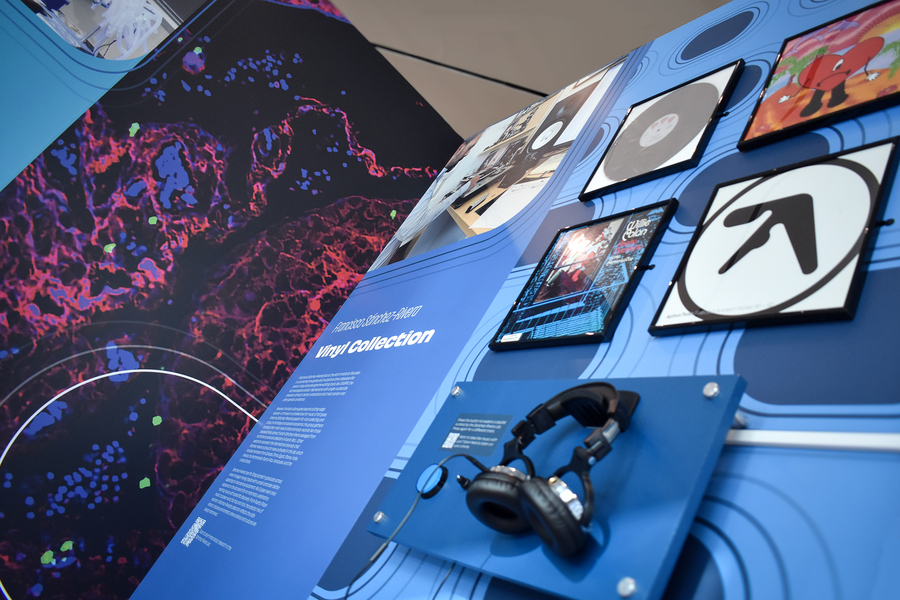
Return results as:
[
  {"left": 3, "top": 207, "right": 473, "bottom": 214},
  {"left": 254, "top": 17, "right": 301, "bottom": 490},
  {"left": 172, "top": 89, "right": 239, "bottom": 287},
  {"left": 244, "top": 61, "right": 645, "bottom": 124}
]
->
[
  {"left": 579, "top": 60, "right": 743, "bottom": 202},
  {"left": 739, "top": 0, "right": 900, "bottom": 151},
  {"left": 649, "top": 139, "right": 898, "bottom": 336},
  {"left": 490, "top": 200, "right": 678, "bottom": 351}
]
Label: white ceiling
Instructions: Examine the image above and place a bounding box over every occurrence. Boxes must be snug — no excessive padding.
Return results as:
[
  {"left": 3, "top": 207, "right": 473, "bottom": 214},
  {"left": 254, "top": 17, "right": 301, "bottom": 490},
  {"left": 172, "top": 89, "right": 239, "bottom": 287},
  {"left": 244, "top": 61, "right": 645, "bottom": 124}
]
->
[{"left": 331, "top": 0, "right": 732, "bottom": 138}]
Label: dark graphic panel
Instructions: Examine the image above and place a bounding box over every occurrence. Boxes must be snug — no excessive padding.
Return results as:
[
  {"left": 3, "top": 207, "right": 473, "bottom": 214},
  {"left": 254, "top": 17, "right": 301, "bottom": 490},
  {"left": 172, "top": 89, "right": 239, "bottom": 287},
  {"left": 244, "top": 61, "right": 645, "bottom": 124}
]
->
[{"left": 0, "top": 2, "right": 460, "bottom": 598}]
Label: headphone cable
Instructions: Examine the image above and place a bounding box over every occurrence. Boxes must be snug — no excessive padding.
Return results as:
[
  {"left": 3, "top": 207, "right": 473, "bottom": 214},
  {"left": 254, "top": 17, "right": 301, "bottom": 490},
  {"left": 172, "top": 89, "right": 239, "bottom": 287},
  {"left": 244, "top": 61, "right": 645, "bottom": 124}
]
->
[
  {"left": 431, "top": 561, "right": 457, "bottom": 600},
  {"left": 343, "top": 453, "right": 485, "bottom": 600}
]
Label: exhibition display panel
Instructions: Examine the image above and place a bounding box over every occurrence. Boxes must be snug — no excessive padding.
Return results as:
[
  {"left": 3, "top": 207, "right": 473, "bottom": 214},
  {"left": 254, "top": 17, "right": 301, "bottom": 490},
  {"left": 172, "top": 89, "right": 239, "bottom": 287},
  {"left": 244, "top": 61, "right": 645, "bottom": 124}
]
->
[{"left": 2, "top": 0, "right": 900, "bottom": 599}]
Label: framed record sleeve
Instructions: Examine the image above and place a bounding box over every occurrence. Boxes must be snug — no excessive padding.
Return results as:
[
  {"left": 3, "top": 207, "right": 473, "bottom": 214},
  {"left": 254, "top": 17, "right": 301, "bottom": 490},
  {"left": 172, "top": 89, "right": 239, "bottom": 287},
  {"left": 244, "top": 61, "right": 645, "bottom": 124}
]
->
[
  {"left": 650, "top": 139, "right": 897, "bottom": 336},
  {"left": 739, "top": 0, "right": 900, "bottom": 150},
  {"left": 580, "top": 60, "right": 743, "bottom": 201},
  {"left": 490, "top": 200, "right": 677, "bottom": 351}
]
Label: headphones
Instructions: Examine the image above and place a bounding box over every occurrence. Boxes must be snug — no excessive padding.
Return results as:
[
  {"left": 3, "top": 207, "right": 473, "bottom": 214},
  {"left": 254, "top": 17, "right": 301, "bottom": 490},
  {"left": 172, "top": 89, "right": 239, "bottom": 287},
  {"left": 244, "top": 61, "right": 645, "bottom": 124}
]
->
[
  {"left": 358, "top": 381, "right": 640, "bottom": 600},
  {"left": 459, "top": 382, "right": 639, "bottom": 557}
]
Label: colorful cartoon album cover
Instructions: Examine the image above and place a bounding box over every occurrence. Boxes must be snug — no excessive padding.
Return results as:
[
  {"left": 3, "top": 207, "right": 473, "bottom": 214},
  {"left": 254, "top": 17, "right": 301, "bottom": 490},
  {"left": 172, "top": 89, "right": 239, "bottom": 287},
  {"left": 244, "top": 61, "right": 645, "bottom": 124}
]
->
[
  {"left": 650, "top": 140, "right": 897, "bottom": 335},
  {"left": 740, "top": 0, "right": 900, "bottom": 149},
  {"left": 490, "top": 200, "right": 677, "bottom": 350}
]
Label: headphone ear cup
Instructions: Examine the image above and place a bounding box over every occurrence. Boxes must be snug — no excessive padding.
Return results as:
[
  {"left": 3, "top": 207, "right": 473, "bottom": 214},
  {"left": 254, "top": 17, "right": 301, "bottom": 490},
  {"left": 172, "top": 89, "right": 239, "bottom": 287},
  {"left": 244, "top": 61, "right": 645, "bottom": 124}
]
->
[
  {"left": 518, "top": 478, "right": 586, "bottom": 557},
  {"left": 465, "top": 470, "right": 531, "bottom": 534}
]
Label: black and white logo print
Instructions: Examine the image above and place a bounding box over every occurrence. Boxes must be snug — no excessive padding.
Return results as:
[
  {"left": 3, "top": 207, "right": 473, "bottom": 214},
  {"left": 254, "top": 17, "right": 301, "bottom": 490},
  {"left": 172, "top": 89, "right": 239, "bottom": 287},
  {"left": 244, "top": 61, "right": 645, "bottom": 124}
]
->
[{"left": 667, "top": 143, "right": 893, "bottom": 323}]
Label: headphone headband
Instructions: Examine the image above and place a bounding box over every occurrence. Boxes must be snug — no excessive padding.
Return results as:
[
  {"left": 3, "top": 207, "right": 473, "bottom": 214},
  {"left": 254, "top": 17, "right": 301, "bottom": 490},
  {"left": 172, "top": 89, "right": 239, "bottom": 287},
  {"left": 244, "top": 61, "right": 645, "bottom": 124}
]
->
[
  {"left": 499, "top": 382, "right": 638, "bottom": 476},
  {"left": 512, "top": 382, "right": 619, "bottom": 445},
  {"left": 497, "top": 382, "right": 639, "bottom": 525},
  {"left": 453, "top": 381, "right": 640, "bottom": 557}
]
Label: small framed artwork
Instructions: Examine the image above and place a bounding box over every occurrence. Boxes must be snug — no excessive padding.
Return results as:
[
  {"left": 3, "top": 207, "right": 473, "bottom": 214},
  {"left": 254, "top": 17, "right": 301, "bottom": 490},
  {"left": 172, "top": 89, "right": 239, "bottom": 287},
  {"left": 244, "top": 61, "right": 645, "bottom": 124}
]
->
[
  {"left": 649, "top": 139, "right": 897, "bottom": 336},
  {"left": 579, "top": 60, "right": 743, "bottom": 201},
  {"left": 490, "top": 200, "right": 678, "bottom": 350},
  {"left": 740, "top": 0, "right": 900, "bottom": 150}
]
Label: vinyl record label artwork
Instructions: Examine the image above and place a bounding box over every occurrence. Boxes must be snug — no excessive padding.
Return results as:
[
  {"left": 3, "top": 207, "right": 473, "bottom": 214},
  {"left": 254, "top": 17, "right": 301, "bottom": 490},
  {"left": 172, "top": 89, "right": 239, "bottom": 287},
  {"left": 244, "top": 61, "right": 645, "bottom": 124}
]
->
[
  {"left": 580, "top": 61, "right": 743, "bottom": 201},
  {"left": 491, "top": 200, "right": 677, "bottom": 350},
  {"left": 650, "top": 140, "right": 897, "bottom": 335},
  {"left": 740, "top": 0, "right": 900, "bottom": 150},
  {"left": 527, "top": 81, "right": 599, "bottom": 154}
]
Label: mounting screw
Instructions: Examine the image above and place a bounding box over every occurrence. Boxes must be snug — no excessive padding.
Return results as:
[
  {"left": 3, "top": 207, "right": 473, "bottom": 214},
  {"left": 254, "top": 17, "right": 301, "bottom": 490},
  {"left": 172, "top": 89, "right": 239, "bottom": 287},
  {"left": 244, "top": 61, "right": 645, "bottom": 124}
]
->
[
  {"left": 702, "top": 382, "right": 720, "bottom": 399},
  {"left": 373, "top": 511, "right": 386, "bottom": 523},
  {"left": 617, "top": 576, "right": 637, "bottom": 598},
  {"left": 450, "top": 386, "right": 462, "bottom": 397}
]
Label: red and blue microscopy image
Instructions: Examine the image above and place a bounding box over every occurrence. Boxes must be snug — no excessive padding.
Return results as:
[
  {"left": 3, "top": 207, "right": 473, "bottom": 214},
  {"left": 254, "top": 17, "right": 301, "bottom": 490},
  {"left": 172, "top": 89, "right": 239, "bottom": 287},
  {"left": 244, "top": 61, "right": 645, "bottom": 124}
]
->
[{"left": 0, "top": 1, "right": 460, "bottom": 598}]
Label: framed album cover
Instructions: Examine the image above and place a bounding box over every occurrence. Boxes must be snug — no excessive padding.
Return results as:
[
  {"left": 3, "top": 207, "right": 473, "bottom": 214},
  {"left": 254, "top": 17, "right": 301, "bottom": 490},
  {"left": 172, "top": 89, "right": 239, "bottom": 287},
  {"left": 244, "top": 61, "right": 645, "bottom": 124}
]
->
[
  {"left": 491, "top": 200, "right": 678, "bottom": 351},
  {"left": 650, "top": 139, "right": 897, "bottom": 336},
  {"left": 740, "top": 0, "right": 900, "bottom": 150},
  {"left": 579, "top": 60, "right": 743, "bottom": 201}
]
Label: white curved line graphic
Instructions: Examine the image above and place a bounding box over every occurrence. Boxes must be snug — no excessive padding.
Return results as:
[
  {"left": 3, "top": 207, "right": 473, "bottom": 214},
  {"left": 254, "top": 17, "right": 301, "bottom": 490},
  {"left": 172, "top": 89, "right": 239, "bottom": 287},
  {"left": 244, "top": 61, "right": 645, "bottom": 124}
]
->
[
  {"left": 0, "top": 345, "right": 267, "bottom": 410},
  {"left": 0, "top": 367, "right": 258, "bottom": 468},
  {"left": 0, "top": 367, "right": 259, "bottom": 600}
]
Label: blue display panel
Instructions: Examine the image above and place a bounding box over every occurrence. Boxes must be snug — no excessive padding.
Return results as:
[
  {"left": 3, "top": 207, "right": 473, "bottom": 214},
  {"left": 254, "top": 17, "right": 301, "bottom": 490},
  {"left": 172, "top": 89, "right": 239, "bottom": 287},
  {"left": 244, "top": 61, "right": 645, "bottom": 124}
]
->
[
  {"left": 6, "top": 0, "right": 899, "bottom": 598},
  {"left": 370, "top": 376, "right": 745, "bottom": 600},
  {"left": 305, "top": 0, "right": 900, "bottom": 598}
]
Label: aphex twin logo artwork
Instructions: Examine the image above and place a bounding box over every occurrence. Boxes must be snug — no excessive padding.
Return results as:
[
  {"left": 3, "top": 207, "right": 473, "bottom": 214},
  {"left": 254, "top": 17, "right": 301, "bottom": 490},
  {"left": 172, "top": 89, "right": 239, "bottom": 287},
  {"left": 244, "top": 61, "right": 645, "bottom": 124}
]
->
[{"left": 653, "top": 142, "right": 895, "bottom": 331}]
